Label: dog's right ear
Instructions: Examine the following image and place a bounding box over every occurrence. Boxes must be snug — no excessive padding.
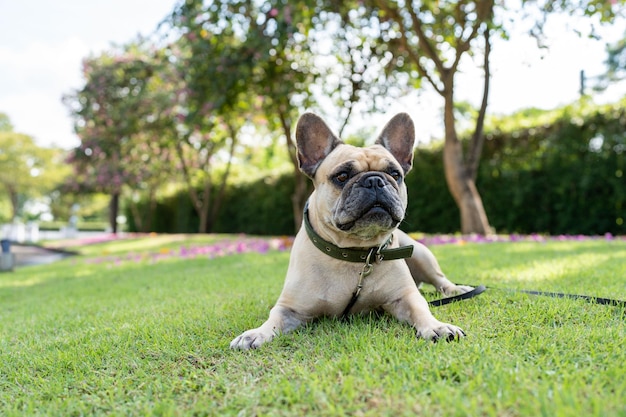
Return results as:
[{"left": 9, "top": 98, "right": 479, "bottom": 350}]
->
[{"left": 296, "top": 113, "right": 342, "bottom": 178}]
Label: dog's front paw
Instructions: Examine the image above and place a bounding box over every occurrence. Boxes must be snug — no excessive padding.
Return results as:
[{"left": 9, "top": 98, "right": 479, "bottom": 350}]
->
[
  {"left": 230, "top": 328, "right": 275, "bottom": 350},
  {"left": 440, "top": 284, "right": 474, "bottom": 297},
  {"left": 416, "top": 321, "right": 466, "bottom": 342}
]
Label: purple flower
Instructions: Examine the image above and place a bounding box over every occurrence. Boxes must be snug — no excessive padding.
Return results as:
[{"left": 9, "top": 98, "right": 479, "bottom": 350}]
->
[{"left": 78, "top": 232, "right": 623, "bottom": 267}]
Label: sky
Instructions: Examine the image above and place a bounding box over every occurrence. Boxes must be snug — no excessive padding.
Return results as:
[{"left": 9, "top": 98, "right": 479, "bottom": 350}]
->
[
  {"left": 0, "top": 0, "right": 178, "bottom": 149},
  {"left": 0, "top": 1, "right": 624, "bottom": 149}
]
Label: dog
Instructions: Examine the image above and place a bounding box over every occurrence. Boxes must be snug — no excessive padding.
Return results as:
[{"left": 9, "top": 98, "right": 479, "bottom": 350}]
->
[{"left": 230, "top": 112, "right": 473, "bottom": 350}]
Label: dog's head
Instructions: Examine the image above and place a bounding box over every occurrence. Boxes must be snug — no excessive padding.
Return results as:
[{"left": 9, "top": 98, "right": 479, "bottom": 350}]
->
[{"left": 296, "top": 113, "right": 415, "bottom": 242}]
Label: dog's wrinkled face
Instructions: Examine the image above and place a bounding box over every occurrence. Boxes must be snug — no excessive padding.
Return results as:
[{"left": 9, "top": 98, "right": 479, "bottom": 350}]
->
[
  {"left": 296, "top": 113, "right": 415, "bottom": 241},
  {"left": 315, "top": 145, "right": 407, "bottom": 238}
]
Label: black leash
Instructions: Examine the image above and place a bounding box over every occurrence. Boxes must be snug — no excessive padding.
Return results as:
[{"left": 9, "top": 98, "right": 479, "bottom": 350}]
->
[
  {"left": 428, "top": 285, "right": 487, "bottom": 307},
  {"left": 302, "top": 203, "right": 625, "bottom": 314},
  {"left": 427, "top": 284, "right": 626, "bottom": 309},
  {"left": 488, "top": 286, "right": 626, "bottom": 308}
]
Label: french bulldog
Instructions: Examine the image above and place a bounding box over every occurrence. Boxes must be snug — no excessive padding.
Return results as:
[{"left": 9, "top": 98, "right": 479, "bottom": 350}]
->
[{"left": 230, "top": 112, "right": 472, "bottom": 350}]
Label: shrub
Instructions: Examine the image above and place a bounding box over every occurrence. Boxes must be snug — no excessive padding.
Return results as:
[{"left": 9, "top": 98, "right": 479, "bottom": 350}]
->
[{"left": 127, "top": 100, "right": 626, "bottom": 236}]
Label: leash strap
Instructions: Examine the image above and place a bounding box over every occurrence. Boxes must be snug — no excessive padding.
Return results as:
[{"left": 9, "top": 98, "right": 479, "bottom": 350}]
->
[
  {"left": 428, "top": 285, "right": 487, "bottom": 307},
  {"left": 342, "top": 283, "right": 624, "bottom": 319},
  {"left": 427, "top": 284, "right": 626, "bottom": 309},
  {"left": 489, "top": 287, "right": 626, "bottom": 308},
  {"left": 342, "top": 292, "right": 362, "bottom": 319},
  {"left": 301, "top": 201, "right": 625, "bottom": 313}
]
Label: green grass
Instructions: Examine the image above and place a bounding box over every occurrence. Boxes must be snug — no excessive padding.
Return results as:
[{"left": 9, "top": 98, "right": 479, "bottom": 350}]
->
[
  {"left": 50, "top": 233, "right": 232, "bottom": 257},
  {"left": 1, "top": 237, "right": 625, "bottom": 416}
]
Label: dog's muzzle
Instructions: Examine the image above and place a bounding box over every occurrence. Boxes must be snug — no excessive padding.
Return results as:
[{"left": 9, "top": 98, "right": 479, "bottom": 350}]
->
[{"left": 335, "top": 172, "right": 404, "bottom": 231}]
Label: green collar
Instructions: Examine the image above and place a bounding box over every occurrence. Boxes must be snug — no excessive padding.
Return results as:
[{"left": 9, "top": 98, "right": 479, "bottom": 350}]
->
[{"left": 303, "top": 202, "right": 414, "bottom": 263}]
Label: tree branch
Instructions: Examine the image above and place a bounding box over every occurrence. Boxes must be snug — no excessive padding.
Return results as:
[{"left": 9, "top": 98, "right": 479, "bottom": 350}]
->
[
  {"left": 376, "top": 1, "right": 444, "bottom": 95},
  {"left": 467, "top": 27, "right": 491, "bottom": 181},
  {"left": 278, "top": 108, "right": 298, "bottom": 170},
  {"left": 337, "top": 50, "right": 363, "bottom": 137},
  {"left": 174, "top": 136, "right": 202, "bottom": 212},
  {"left": 210, "top": 122, "right": 238, "bottom": 227},
  {"left": 406, "top": 5, "right": 446, "bottom": 76},
  {"left": 451, "top": 1, "right": 493, "bottom": 74}
]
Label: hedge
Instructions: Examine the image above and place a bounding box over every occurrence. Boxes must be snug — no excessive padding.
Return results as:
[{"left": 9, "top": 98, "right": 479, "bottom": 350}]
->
[{"left": 126, "top": 101, "right": 625, "bottom": 236}]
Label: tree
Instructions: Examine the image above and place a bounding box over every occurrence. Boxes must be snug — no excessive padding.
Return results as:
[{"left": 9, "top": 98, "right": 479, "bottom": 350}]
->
[
  {"left": 349, "top": 0, "right": 494, "bottom": 235},
  {"left": 64, "top": 43, "right": 173, "bottom": 233},
  {"left": 257, "top": 3, "right": 406, "bottom": 230},
  {"left": 605, "top": 35, "right": 626, "bottom": 82},
  {"left": 340, "top": 0, "right": 625, "bottom": 234},
  {"left": 166, "top": 4, "right": 252, "bottom": 233},
  {"left": 593, "top": 30, "right": 626, "bottom": 92},
  {"left": 0, "top": 112, "right": 13, "bottom": 132},
  {"left": 0, "top": 129, "right": 66, "bottom": 221},
  {"left": 169, "top": 0, "right": 405, "bottom": 231},
  {"left": 168, "top": 0, "right": 314, "bottom": 231},
  {"left": 105, "top": 0, "right": 623, "bottom": 236}
]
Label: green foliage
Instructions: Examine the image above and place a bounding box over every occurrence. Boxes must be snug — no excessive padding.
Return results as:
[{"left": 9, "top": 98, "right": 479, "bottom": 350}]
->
[
  {"left": 37, "top": 221, "right": 111, "bottom": 232},
  {"left": 63, "top": 42, "right": 182, "bottom": 232},
  {"left": 0, "top": 112, "right": 13, "bottom": 132},
  {"left": 595, "top": 30, "right": 626, "bottom": 91},
  {"left": 1, "top": 237, "right": 625, "bottom": 415},
  {"left": 125, "top": 191, "right": 197, "bottom": 234},
  {"left": 126, "top": 172, "right": 299, "bottom": 235},
  {"left": 48, "top": 192, "right": 111, "bottom": 224},
  {"left": 59, "top": 0, "right": 626, "bottom": 236},
  {"left": 403, "top": 149, "right": 460, "bottom": 233},
  {"left": 134, "top": 99, "right": 624, "bottom": 236},
  {"left": 214, "top": 173, "right": 299, "bottom": 235},
  {"left": 479, "top": 99, "right": 626, "bottom": 235},
  {"left": 0, "top": 130, "right": 69, "bottom": 221},
  {"left": 64, "top": 44, "right": 172, "bottom": 196},
  {"left": 63, "top": 0, "right": 626, "bottom": 235}
]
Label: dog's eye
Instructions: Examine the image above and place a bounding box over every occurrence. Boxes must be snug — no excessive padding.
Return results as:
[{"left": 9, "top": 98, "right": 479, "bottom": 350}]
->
[
  {"left": 335, "top": 172, "right": 349, "bottom": 183},
  {"left": 389, "top": 170, "right": 402, "bottom": 182}
]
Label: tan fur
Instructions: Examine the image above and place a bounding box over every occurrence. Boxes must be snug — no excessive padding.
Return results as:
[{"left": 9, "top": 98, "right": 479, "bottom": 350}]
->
[{"left": 230, "top": 113, "right": 472, "bottom": 350}]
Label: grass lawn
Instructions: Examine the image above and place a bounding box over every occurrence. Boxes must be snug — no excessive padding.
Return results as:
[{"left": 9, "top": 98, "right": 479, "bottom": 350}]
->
[{"left": 1, "top": 235, "right": 625, "bottom": 416}]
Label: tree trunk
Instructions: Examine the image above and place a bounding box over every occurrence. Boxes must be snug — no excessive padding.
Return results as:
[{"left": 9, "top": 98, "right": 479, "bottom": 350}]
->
[
  {"left": 442, "top": 88, "right": 492, "bottom": 235},
  {"left": 174, "top": 136, "right": 212, "bottom": 234},
  {"left": 109, "top": 192, "right": 120, "bottom": 234},
  {"left": 279, "top": 111, "right": 310, "bottom": 232},
  {"left": 291, "top": 171, "right": 309, "bottom": 231},
  {"left": 147, "top": 191, "right": 157, "bottom": 232},
  {"left": 128, "top": 190, "right": 156, "bottom": 233},
  {"left": 8, "top": 186, "right": 19, "bottom": 221},
  {"left": 129, "top": 200, "right": 143, "bottom": 232},
  {"left": 208, "top": 133, "right": 238, "bottom": 233},
  {"left": 197, "top": 180, "right": 211, "bottom": 233}
]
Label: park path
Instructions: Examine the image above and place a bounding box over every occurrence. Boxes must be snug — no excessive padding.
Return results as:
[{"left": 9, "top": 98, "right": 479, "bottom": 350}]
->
[{"left": 8, "top": 243, "right": 74, "bottom": 267}]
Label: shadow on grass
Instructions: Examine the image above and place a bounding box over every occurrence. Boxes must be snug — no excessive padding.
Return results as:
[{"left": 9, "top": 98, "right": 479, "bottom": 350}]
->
[{"left": 432, "top": 240, "right": 626, "bottom": 296}]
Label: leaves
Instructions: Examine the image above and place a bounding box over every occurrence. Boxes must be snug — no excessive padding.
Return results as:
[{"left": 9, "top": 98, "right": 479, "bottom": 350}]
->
[
  {"left": 0, "top": 131, "right": 68, "bottom": 220},
  {"left": 61, "top": 0, "right": 626, "bottom": 234}
]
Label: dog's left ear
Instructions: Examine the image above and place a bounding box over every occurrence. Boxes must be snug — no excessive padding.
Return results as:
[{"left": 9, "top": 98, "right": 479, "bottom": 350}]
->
[{"left": 375, "top": 113, "right": 415, "bottom": 174}]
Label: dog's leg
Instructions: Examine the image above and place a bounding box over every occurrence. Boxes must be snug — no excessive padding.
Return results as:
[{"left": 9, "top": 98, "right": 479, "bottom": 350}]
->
[
  {"left": 384, "top": 288, "right": 466, "bottom": 341},
  {"left": 230, "top": 304, "right": 305, "bottom": 350},
  {"left": 396, "top": 231, "right": 473, "bottom": 296}
]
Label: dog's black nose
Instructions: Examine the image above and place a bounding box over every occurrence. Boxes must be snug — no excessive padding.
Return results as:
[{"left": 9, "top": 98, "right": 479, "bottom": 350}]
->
[{"left": 363, "top": 174, "right": 386, "bottom": 189}]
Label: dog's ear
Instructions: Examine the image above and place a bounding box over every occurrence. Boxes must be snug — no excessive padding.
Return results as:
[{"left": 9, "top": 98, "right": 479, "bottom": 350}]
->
[
  {"left": 375, "top": 113, "right": 415, "bottom": 174},
  {"left": 296, "top": 113, "right": 342, "bottom": 178}
]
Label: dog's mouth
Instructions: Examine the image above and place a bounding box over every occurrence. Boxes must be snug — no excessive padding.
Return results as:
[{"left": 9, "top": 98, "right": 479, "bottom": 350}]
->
[
  {"left": 369, "top": 202, "right": 388, "bottom": 213},
  {"left": 363, "top": 202, "right": 393, "bottom": 220},
  {"left": 336, "top": 201, "right": 399, "bottom": 231}
]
